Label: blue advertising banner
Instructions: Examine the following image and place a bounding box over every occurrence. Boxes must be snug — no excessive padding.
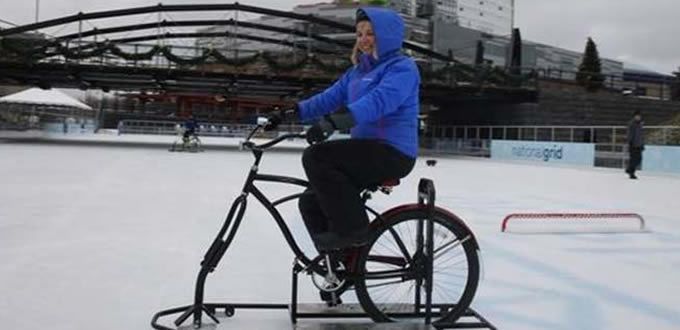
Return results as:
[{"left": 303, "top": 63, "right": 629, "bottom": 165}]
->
[
  {"left": 642, "top": 145, "right": 680, "bottom": 174},
  {"left": 491, "top": 140, "right": 595, "bottom": 166}
]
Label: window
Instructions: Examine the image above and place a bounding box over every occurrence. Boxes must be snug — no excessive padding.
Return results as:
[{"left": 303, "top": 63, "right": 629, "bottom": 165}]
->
[
  {"left": 460, "top": 7, "right": 464, "bottom": 11},
  {"left": 479, "top": 1, "right": 484, "bottom": 4},
  {"left": 499, "top": 6, "right": 503, "bottom": 10},
  {"left": 480, "top": 12, "right": 484, "bottom": 16}
]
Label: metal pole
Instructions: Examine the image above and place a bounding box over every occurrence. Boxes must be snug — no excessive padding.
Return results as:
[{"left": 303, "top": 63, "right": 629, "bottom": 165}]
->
[
  {"left": 157, "top": 5, "right": 162, "bottom": 66},
  {"left": 663, "top": 128, "right": 668, "bottom": 145},
  {"left": 306, "top": 23, "right": 312, "bottom": 56},
  {"left": 590, "top": 127, "right": 595, "bottom": 143},
  {"left": 234, "top": 9, "right": 239, "bottom": 60},
  {"left": 78, "top": 16, "right": 82, "bottom": 64},
  {"left": 35, "top": 0, "right": 40, "bottom": 23}
]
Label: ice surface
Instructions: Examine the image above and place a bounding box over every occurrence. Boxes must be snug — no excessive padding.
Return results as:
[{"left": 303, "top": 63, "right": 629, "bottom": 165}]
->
[{"left": 1, "top": 135, "right": 679, "bottom": 330}]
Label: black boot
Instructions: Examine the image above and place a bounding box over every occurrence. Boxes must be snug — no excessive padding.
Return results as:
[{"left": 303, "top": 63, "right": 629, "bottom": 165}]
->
[{"left": 313, "top": 227, "right": 372, "bottom": 251}]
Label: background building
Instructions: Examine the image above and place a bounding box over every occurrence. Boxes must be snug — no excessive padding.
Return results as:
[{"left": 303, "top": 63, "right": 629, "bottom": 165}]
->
[
  {"left": 196, "top": 2, "right": 432, "bottom": 54},
  {"left": 197, "top": 0, "right": 660, "bottom": 94},
  {"left": 431, "top": 23, "right": 624, "bottom": 84},
  {"left": 417, "top": 0, "right": 513, "bottom": 36}
]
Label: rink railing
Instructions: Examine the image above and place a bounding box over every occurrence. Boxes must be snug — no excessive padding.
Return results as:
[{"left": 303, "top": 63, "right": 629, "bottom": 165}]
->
[
  {"left": 117, "top": 120, "right": 680, "bottom": 169},
  {"left": 117, "top": 120, "right": 305, "bottom": 138}
]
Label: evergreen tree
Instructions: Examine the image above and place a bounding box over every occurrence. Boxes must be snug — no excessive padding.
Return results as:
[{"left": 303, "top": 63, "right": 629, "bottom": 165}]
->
[
  {"left": 475, "top": 40, "right": 485, "bottom": 66},
  {"left": 509, "top": 28, "right": 522, "bottom": 75},
  {"left": 576, "top": 37, "right": 605, "bottom": 92},
  {"left": 672, "top": 67, "right": 680, "bottom": 101},
  {"left": 364, "top": 0, "right": 388, "bottom": 5}
]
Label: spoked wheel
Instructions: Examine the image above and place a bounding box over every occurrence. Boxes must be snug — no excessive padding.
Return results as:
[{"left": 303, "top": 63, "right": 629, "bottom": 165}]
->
[
  {"left": 189, "top": 138, "right": 203, "bottom": 152},
  {"left": 354, "top": 208, "right": 479, "bottom": 325}
]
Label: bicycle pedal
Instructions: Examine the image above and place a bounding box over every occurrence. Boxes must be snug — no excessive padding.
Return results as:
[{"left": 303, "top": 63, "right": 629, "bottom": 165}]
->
[{"left": 320, "top": 291, "right": 343, "bottom": 307}]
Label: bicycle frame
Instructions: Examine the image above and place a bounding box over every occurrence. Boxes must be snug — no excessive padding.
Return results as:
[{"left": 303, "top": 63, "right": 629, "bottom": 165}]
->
[
  {"left": 176, "top": 127, "right": 380, "bottom": 328},
  {"left": 152, "top": 124, "right": 487, "bottom": 330}
]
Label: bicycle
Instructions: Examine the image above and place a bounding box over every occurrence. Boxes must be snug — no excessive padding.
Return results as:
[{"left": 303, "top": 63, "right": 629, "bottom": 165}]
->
[
  {"left": 169, "top": 126, "right": 203, "bottom": 153},
  {"left": 151, "top": 119, "right": 482, "bottom": 329}
]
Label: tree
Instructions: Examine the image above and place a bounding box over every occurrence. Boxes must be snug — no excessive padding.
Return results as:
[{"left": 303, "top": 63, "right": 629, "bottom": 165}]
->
[
  {"left": 364, "top": 0, "right": 388, "bottom": 5},
  {"left": 475, "top": 40, "right": 485, "bottom": 66},
  {"left": 576, "top": 37, "right": 605, "bottom": 92},
  {"left": 509, "top": 28, "right": 522, "bottom": 75},
  {"left": 672, "top": 67, "right": 680, "bottom": 101}
]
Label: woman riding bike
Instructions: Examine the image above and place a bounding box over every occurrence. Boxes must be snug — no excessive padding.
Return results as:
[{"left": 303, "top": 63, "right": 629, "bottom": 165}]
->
[{"left": 267, "top": 7, "right": 420, "bottom": 252}]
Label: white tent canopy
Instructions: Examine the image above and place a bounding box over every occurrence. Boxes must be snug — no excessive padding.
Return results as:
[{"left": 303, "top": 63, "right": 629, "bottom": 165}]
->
[{"left": 0, "top": 88, "right": 92, "bottom": 111}]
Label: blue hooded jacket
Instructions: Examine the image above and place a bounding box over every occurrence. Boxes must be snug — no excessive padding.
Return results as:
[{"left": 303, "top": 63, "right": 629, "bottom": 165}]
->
[{"left": 297, "top": 8, "right": 420, "bottom": 158}]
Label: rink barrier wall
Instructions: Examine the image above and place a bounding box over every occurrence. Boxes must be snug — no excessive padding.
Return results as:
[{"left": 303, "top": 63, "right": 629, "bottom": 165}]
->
[
  {"left": 490, "top": 140, "right": 595, "bottom": 166},
  {"left": 489, "top": 139, "right": 680, "bottom": 174},
  {"left": 642, "top": 145, "right": 680, "bottom": 174}
]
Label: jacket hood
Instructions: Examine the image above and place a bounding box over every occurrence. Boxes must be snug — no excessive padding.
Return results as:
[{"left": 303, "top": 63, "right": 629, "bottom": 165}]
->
[{"left": 358, "top": 7, "right": 404, "bottom": 59}]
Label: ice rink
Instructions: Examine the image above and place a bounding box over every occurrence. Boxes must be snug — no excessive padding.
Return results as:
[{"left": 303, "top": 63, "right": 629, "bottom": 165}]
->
[{"left": 1, "top": 136, "right": 679, "bottom": 330}]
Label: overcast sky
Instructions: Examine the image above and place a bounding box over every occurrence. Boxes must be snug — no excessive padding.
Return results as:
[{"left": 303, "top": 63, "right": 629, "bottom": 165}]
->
[{"left": 0, "top": 0, "right": 678, "bottom": 74}]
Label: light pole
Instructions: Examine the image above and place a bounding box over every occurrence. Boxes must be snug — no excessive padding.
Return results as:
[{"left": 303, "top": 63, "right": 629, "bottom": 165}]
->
[{"left": 35, "top": 0, "right": 40, "bottom": 23}]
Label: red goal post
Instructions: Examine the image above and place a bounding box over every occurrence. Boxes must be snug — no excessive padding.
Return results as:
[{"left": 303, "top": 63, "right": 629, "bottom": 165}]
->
[{"left": 501, "top": 213, "right": 646, "bottom": 232}]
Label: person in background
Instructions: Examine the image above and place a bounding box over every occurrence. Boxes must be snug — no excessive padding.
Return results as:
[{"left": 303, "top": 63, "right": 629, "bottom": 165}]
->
[
  {"left": 183, "top": 114, "right": 199, "bottom": 142},
  {"left": 626, "top": 110, "right": 644, "bottom": 179}
]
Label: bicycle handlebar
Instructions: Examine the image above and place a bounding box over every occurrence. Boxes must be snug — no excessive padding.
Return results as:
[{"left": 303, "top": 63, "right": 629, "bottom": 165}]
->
[
  {"left": 240, "top": 118, "right": 306, "bottom": 151},
  {"left": 254, "top": 131, "right": 306, "bottom": 149}
]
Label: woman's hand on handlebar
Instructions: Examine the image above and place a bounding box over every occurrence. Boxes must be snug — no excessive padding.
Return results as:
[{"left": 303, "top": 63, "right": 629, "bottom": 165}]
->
[
  {"left": 263, "top": 105, "right": 298, "bottom": 131},
  {"left": 305, "top": 116, "right": 335, "bottom": 144}
]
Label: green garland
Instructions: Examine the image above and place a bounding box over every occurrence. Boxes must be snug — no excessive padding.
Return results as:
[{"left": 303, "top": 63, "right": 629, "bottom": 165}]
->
[
  {"left": 261, "top": 51, "right": 310, "bottom": 72},
  {"left": 110, "top": 44, "right": 161, "bottom": 61},
  {"left": 160, "top": 46, "right": 210, "bottom": 66},
  {"left": 308, "top": 54, "right": 352, "bottom": 74},
  {"left": 209, "top": 49, "right": 261, "bottom": 67},
  {"left": 54, "top": 43, "right": 109, "bottom": 59},
  {"left": 0, "top": 38, "right": 51, "bottom": 61},
  {"left": 0, "top": 38, "right": 537, "bottom": 87}
]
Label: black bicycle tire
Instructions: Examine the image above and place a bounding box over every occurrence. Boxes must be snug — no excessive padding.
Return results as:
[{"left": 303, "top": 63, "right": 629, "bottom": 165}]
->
[{"left": 354, "top": 208, "right": 480, "bottom": 324}]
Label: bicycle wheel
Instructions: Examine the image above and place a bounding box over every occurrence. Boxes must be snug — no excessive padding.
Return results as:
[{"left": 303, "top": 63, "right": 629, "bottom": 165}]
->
[{"left": 354, "top": 207, "right": 479, "bottom": 325}]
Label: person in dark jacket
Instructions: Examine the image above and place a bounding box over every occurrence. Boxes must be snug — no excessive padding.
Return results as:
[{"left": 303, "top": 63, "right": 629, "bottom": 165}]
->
[
  {"left": 626, "top": 110, "right": 644, "bottom": 179},
  {"left": 266, "top": 8, "right": 420, "bottom": 251},
  {"left": 183, "top": 115, "right": 198, "bottom": 139}
]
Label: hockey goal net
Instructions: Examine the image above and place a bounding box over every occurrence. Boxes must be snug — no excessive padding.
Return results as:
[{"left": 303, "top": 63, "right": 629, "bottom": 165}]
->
[{"left": 501, "top": 213, "right": 646, "bottom": 233}]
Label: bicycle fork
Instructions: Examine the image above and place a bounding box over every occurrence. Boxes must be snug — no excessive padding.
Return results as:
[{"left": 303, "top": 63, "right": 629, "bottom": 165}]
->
[
  {"left": 416, "top": 178, "right": 436, "bottom": 324},
  {"left": 173, "top": 193, "right": 249, "bottom": 329}
]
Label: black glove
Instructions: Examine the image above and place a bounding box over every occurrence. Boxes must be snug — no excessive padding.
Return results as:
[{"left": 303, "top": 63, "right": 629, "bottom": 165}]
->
[
  {"left": 305, "top": 110, "right": 356, "bottom": 144},
  {"left": 264, "top": 105, "right": 298, "bottom": 131},
  {"left": 306, "top": 116, "right": 336, "bottom": 144}
]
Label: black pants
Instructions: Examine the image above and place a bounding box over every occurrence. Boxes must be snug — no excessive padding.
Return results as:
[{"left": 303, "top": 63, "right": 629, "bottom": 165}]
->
[
  {"left": 298, "top": 139, "right": 415, "bottom": 237},
  {"left": 627, "top": 147, "right": 643, "bottom": 174}
]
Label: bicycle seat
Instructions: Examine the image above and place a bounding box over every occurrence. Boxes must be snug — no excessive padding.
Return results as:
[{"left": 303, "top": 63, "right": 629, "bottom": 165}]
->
[{"left": 367, "top": 179, "right": 400, "bottom": 194}]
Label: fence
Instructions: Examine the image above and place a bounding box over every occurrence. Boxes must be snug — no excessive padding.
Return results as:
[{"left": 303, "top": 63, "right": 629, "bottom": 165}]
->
[
  {"left": 116, "top": 120, "right": 680, "bottom": 170},
  {"left": 117, "top": 119, "right": 306, "bottom": 138}
]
